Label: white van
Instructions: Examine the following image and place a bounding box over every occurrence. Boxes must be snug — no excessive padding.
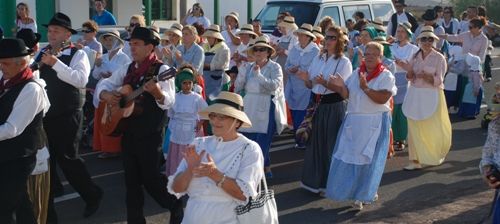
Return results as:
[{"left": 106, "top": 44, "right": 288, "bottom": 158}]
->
[{"left": 255, "top": 0, "right": 395, "bottom": 33}]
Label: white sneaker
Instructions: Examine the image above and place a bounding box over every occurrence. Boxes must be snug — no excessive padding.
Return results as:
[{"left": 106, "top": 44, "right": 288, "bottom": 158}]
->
[
  {"left": 403, "top": 162, "right": 423, "bottom": 171},
  {"left": 352, "top": 200, "right": 363, "bottom": 210}
]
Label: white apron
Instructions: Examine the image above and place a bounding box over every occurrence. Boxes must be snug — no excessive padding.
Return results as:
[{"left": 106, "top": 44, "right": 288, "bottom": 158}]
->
[{"left": 402, "top": 86, "right": 439, "bottom": 121}]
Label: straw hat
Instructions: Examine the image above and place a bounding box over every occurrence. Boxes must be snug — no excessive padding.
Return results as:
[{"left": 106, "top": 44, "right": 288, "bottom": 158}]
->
[
  {"left": 202, "top": 24, "right": 224, "bottom": 41},
  {"left": 369, "top": 17, "right": 386, "bottom": 33},
  {"left": 236, "top": 24, "right": 257, "bottom": 37},
  {"left": 225, "top": 12, "right": 240, "bottom": 24},
  {"left": 416, "top": 26, "right": 439, "bottom": 41},
  {"left": 312, "top": 26, "right": 324, "bottom": 40},
  {"left": 373, "top": 35, "right": 390, "bottom": 45},
  {"left": 99, "top": 29, "right": 124, "bottom": 45},
  {"left": 278, "top": 16, "right": 298, "bottom": 30},
  {"left": 294, "top": 23, "right": 316, "bottom": 41},
  {"left": 398, "top": 22, "right": 413, "bottom": 36},
  {"left": 246, "top": 35, "right": 276, "bottom": 57},
  {"left": 199, "top": 91, "right": 252, "bottom": 128},
  {"left": 167, "top": 23, "right": 183, "bottom": 37}
]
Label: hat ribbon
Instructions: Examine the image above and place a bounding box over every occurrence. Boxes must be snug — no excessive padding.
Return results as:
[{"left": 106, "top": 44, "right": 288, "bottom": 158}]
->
[
  {"left": 300, "top": 27, "right": 312, "bottom": 32},
  {"left": 241, "top": 27, "right": 253, "bottom": 32},
  {"left": 213, "top": 99, "right": 244, "bottom": 111},
  {"left": 207, "top": 28, "right": 219, "bottom": 33},
  {"left": 283, "top": 19, "right": 294, "bottom": 24}
]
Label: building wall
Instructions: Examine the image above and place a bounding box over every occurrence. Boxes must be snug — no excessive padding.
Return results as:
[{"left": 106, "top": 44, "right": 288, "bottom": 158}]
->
[
  {"left": 57, "top": 0, "right": 89, "bottom": 28},
  {"left": 113, "top": 0, "right": 143, "bottom": 26},
  {"left": 197, "top": 0, "right": 267, "bottom": 26}
]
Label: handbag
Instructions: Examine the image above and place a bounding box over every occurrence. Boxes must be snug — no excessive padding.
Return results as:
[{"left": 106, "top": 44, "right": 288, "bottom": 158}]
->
[
  {"left": 235, "top": 170, "right": 279, "bottom": 224},
  {"left": 295, "top": 58, "right": 341, "bottom": 145}
]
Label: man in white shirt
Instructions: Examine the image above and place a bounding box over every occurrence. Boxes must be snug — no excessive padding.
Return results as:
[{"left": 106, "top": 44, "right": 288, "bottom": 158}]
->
[
  {"left": 0, "top": 38, "right": 49, "bottom": 224},
  {"left": 96, "top": 27, "right": 181, "bottom": 224},
  {"left": 38, "top": 12, "right": 103, "bottom": 222},
  {"left": 387, "top": 0, "right": 419, "bottom": 38}
]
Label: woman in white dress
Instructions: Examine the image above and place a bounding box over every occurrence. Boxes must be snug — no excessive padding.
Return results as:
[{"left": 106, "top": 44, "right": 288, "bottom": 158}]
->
[
  {"left": 169, "top": 91, "right": 264, "bottom": 224},
  {"left": 15, "top": 2, "right": 37, "bottom": 33},
  {"left": 181, "top": 3, "right": 211, "bottom": 29}
]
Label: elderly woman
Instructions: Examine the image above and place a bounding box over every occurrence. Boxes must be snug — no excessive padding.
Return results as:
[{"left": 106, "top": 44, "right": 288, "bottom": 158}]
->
[
  {"left": 284, "top": 23, "right": 320, "bottom": 148},
  {"left": 414, "top": 9, "right": 445, "bottom": 49},
  {"left": 92, "top": 30, "right": 131, "bottom": 158},
  {"left": 274, "top": 16, "right": 298, "bottom": 87},
  {"left": 202, "top": 24, "right": 230, "bottom": 99},
  {"left": 397, "top": 26, "right": 452, "bottom": 170},
  {"left": 297, "top": 26, "right": 352, "bottom": 194},
  {"left": 162, "top": 23, "right": 183, "bottom": 67},
  {"left": 172, "top": 25, "right": 205, "bottom": 75},
  {"left": 325, "top": 42, "right": 397, "bottom": 210},
  {"left": 350, "top": 27, "right": 378, "bottom": 69},
  {"left": 389, "top": 22, "right": 419, "bottom": 150},
  {"left": 234, "top": 36, "right": 287, "bottom": 178},
  {"left": 168, "top": 91, "right": 264, "bottom": 224},
  {"left": 231, "top": 24, "right": 257, "bottom": 66}
]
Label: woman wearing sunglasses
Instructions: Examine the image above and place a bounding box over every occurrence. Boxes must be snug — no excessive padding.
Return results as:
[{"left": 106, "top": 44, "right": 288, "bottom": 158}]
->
[
  {"left": 296, "top": 26, "right": 352, "bottom": 195},
  {"left": 76, "top": 20, "right": 102, "bottom": 56},
  {"left": 440, "top": 7, "right": 459, "bottom": 35},
  {"left": 396, "top": 26, "right": 452, "bottom": 171},
  {"left": 234, "top": 36, "right": 288, "bottom": 178}
]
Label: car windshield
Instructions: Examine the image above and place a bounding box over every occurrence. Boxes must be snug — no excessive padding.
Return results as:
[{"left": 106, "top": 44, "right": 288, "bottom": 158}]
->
[{"left": 255, "top": 2, "right": 320, "bottom": 33}]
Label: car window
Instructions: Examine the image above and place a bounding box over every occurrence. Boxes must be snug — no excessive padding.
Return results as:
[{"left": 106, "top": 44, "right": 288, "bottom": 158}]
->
[
  {"left": 318, "top": 6, "right": 341, "bottom": 26},
  {"left": 373, "top": 3, "right": 394, "bottom": 24},
  {"left": 255, "top": 3, "right": 320, "bottom": 32},
  {"left": 343, "top": 5, "right": 372, "bottom": 22}
]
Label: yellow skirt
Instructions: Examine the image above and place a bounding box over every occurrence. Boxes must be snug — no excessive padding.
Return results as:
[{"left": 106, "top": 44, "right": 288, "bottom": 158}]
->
[{"left": 407, "top": 90, "right": 452, "bottom": 165}]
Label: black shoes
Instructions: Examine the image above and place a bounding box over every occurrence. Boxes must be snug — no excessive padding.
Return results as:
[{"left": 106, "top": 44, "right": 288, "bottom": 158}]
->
[{"left": 83, "top": 187, "right": 103, "bottom": 218}]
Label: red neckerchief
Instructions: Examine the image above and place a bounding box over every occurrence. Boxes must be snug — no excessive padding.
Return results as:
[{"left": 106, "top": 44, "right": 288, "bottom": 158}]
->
[
  {"left": 0, "top": 67, "right": 33, "bottom": 94},
  {"left": 359, "top": 62, "right": 385, "bottom": 82},
  {"left": 123, "top": 53, "right": 161, "bottom": 85}
]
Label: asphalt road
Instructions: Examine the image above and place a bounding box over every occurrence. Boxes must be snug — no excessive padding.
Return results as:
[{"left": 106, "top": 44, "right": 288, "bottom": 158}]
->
[{"left": 54, "top": 52, "right": 500, "bottom": 224}]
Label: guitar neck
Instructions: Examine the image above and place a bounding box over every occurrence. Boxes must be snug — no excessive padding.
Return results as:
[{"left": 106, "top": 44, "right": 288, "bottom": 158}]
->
[
  {"left": 120, "top": 67, "right": 176, "bottom": 106},
  {"left": 123, "top": 86, "right": 147, "bottom": 104}
]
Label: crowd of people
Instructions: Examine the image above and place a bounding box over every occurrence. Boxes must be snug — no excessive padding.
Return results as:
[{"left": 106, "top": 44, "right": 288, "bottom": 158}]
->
[{"left": 1, "top": 0, "right": 500, "bottom": 223}]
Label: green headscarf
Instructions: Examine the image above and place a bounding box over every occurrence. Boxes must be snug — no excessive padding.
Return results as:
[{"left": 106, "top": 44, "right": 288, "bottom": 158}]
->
[
  {"left": 363, "top": 27, "right": 378, "bottom": 40},
  {"left": 175, "top": 68, "right": 196, "bottom": 92}
]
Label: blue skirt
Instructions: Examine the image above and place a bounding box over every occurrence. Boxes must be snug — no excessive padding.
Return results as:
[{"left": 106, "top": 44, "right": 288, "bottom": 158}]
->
[
  {"left": 457, "top": 88, "right": 483, "bottom": 119},
  {"left": 325, "top": 111, "right": 391, "bottom": 202}
]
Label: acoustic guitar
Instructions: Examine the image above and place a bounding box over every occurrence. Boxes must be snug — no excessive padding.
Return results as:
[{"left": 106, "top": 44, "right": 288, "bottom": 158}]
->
[{"left": 98, "top": 67, "right": 177, "bottom": 136}]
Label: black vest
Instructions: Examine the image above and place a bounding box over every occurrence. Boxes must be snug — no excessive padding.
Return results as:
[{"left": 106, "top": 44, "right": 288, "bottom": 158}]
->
[
  {"left": 391, "top": 11, "right": 419, "bottom": 36},
  {"left": 40, "top": 47, "right": 85, "bottom": 118},
  {"left": 0, "top": 80, "right": 44, "bottom": 163},
  {"left": 123, "top": 63, "right": 167, "bottom": 137},
  {"left": 442, "top": 21, "right": 454, "bottom": 34}
]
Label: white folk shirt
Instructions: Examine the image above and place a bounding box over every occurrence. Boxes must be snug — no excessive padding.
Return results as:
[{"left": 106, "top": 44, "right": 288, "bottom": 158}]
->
[
  {"left": 345, "top": 69, "right": 397, "bottom": 113},
  {"left": 95, "top": 63, "right": 176, "bottom": 110},
  {"left": 167, "top": 135, "right": 264, "bottom": 224},
  {"left": 308, "top": 54, "right": 352, "bottom": 95},
  {"left": 49, "top": 47, "right": 91, "bottom": 89},
  {"left": 168, "top": 92, "right": 207, "bottom": 145}
]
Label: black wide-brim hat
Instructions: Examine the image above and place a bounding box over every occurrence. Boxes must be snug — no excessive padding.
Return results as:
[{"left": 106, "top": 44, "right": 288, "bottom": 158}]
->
[
  {"left": 0, "top": 38, "right": 33, "bottom": 59},
  {"left": 43, "top": 12, "right": 77, "bottom": 34},
  {"left": 126, "top": 27, "right": 160, "bottom": 46},
  {"left": 16, "top": 29, "right": 41, "bottom": 49},
  {"left": 422, "top": 9, "right": 438, "bottom": 21}
]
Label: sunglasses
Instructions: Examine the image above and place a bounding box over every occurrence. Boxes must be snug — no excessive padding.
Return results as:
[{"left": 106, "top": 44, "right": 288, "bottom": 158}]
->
[
  {"left": 325, "top": 35, "right": 338, "bottom": 41},
  {"left": 81, "top": 29, "right": 94, "bottom": 33},
  {"left": 129, "top": 23, "right": 140, "bottom": 27},
  {"left": 420, "top": 37, "right": 434, "bottom": 42},
  {"left": 253, "top": 47, "right": 268, "bottom": 52},
  {"left": 208, "top": 113, "right": 230, "bottom": 120}
]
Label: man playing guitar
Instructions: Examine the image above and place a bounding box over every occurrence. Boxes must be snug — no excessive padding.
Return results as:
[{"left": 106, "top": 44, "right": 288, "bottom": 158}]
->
[{"left": 96, "top": 27, "right": 182, "bottom": 224}]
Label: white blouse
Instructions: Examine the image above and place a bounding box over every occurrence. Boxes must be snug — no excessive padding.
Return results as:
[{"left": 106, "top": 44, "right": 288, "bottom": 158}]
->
[
  {"left": 390, "top": 42, "right": 419, "bottom": 73},
  {"left": 308, "top": 54, "right": 352, "bottom": 94},
  {"left": 167, "top": 92, "right": 207, "bottom": 145},
  {"left": 167, "top": 135, "right": 264, "bottom": 224},
  {"left": 345, "top": 69, "right": 397, "bottom": 113}
]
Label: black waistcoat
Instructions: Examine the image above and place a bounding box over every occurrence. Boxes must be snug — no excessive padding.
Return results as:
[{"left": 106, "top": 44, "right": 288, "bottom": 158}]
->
[
  {"left": 0, "top": 79, "right": 44, "bottom": 163},
  {"left": 40, "top": 47, "right": 85, "bottom": 118}
]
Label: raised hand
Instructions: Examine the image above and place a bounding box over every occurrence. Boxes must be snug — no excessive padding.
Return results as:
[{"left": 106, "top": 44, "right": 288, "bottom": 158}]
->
[
  {"left": 184, "top": 145, "right": 205, "bottom": 171},
  {"left": 193, "top": 153, "right": 218, "bottom": 178},
  {"left": 288, "top": 65, "right": 299, "bottom": 74},
  {"left": 314, "top": 74, "right": 327, "bottom": 86},
  {"left": 327, "top": 74, "right": 345, "bottom": 92},
  {"left": 358, "top": 71, "right": 368, "bottom": 91}
]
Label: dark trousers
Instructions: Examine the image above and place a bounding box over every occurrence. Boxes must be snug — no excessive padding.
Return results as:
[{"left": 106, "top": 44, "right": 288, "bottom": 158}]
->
[
  {"left": 44, "top": 110, "right": 101, "bottom": 223},
  {"left": 0, "top": 156, "right": 36, "bottom": 224},
  {"left": 485, "top": 54, "right": 492, "bottom": 79},
  {"left": 122, "top": 131, "right": 179, "bottom": 224}
]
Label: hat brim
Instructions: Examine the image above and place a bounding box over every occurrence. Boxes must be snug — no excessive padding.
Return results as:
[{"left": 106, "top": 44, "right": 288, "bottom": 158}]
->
[
  {"left": 99, "top": 32, "right": 124, "bottom": 45},
  {"left": 416, "top": 32, "right": 439, "bottom": 41},
  {"left": 0, "top": 49, "right": 33, "bottom": 59},
  {"left": 202, "top": 31, "right": 224, "bottom": 41},
  {"left": 236, "top": 30, "right": 257, "bottom": 38},
  {"left": 294, "top": 29, "right": 316, "bottom": 41},
  {"left": 167, "top": 28, "right": 182, "bottom": 37},
  {"left": 43, "top": 24, "right": 78, "bottom": 34},
  {"left": 278, "top": 21, "right": 298, "bottom": 30},
  {"left": 247, "top": 43, "right": 276, "bottom": 57},
  {"left": 199, "top": 104, "right": 252, "bottom": 128},
  {"left": 225, "top": 14, "right": 240, "bottom": 24}
]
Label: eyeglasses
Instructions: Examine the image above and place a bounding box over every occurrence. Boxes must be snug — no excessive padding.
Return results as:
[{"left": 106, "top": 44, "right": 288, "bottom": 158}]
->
[
  {"left": 325, "top": 35, "right": 338, "bottom": 41},
  {"left": 420, "top": 37, "right": 435, "bottom": 42},
  {"left": 253, "top": 47, "right": 268, "bottom": 52},
  {"left": 129, "top": 23, "right": 140, "bottom": 27},
  {"left": 208, "top": 113, "right": 230, "bottom": 120},
  {"left": 193, "top": 7, "right": 200, "bottom": 10},
  {"left": 81, "top": 29, "right": 93, "bottom": 33}
]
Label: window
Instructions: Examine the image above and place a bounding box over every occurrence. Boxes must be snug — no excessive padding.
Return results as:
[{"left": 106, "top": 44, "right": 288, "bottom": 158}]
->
[
  {"left": 145, "top": 0, "right": 175, "bottom": 20},
  {"left": 373, "top": 3, "right": 395, "bottom": 24},
  {"left": 255, "top": 2, "right": 320, "bottom": 32},
  {"left": 319, "top": 6, "right": 341, "bottom": 26},
  {"left": 343, "top": 5, "right": 372, "bottom": 22}
]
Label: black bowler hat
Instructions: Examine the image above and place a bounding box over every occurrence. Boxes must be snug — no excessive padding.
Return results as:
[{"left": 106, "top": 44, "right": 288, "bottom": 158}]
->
[
  {"left": 16, "top": 29, "right": 41, "bottom": 49},
  {"left": 127, "top": 27, "right": 160, "bottom": 46},
  {"left": 422, "top": 9, "right": 438, "bottom": 21},
  {"left": 393, "top": 0, "right": 406, "bottom": 6},
  {"left": 43, "top": 12, "right": 78, "bottom": 34},
  {"left": 0, "top": 38, "right": 33, "bottom": 59}
]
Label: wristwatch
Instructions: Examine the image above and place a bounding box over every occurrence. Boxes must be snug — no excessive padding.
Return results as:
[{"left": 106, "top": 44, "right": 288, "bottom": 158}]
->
[{"left": 216, "top": 174, "right": 227, "bottom": 188}]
